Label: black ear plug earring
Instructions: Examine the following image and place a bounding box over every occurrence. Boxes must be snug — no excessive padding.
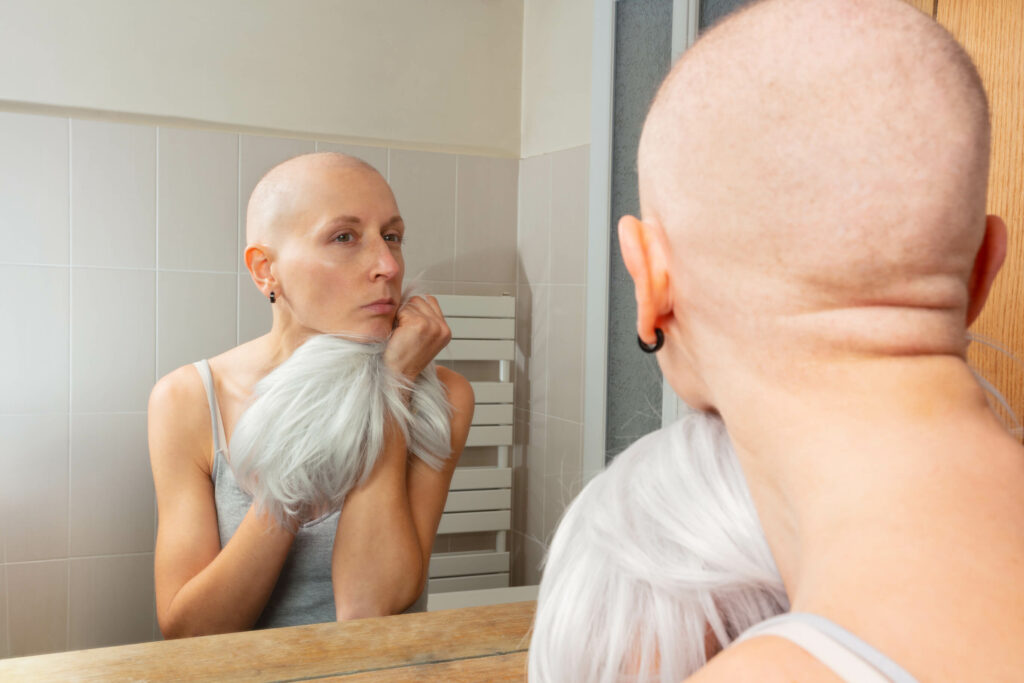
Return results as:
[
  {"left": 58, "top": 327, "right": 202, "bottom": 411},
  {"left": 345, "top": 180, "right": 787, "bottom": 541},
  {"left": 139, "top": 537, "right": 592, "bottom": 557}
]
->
[
  {"left": 269, "top": 291, "right": 276, "bottom": 304},
  {"left": 637, "top": 328, "right": 664, "bottom": 353}
]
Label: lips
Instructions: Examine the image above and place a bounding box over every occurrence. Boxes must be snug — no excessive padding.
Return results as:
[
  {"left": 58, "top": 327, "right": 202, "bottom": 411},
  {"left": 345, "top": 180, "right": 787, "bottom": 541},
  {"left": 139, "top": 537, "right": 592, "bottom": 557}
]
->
[{"left": 363, "top": 298, "right": 396, "bottom": 315}]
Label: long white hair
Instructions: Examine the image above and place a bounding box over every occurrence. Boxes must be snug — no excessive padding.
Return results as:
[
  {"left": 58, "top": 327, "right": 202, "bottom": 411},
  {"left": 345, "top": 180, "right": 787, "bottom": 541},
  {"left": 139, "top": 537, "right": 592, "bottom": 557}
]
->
[
  {"left": 529, "top": 412, "right": 787, "bottom": 683},
  {"left": 229, "top": 334, "right": 451, "bottom": 526}
]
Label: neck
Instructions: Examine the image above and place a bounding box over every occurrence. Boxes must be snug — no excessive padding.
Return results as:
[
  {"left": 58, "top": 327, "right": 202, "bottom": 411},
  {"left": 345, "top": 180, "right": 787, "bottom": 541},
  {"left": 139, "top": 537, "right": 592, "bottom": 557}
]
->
[
  {"left": 256, "top": 318, "right": 322, "bottom": 375},
  {"left": 714, "top": 354, "right": 1024, "bottom": 626}
]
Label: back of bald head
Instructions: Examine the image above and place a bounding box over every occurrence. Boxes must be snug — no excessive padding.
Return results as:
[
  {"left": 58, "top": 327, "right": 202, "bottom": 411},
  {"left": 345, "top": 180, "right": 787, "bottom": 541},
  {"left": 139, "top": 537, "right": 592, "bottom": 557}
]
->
[
  {"left": 246, "top": 152, "right": 381, "bottom": 248},
  {"left": 640, "top": 0, "right": 990, "bottom": 351}
]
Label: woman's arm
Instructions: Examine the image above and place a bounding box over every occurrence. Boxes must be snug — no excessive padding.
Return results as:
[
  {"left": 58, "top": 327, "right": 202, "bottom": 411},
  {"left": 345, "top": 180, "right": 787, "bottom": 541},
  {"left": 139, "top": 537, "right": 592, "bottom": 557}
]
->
[
  {"left": 329, "top": 369, "right": 474, "bottom": 620},
  {"left": 330, "top": 416, "right": 424, "bottom": 620},
  {"left": 330, "top": 295, "right": 463, "bottom": 619},
  {"left": 150, "top": 366, "right": 296, "bottom": 638},
  {"left": 406, "top": 367, "right": 475, "bottom": 576}
]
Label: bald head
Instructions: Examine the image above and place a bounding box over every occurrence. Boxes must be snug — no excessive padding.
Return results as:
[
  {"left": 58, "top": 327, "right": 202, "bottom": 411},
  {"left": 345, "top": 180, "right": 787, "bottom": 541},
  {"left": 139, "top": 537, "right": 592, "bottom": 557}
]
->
[
  {"left": 640, "top": 0, "right": 991, "bottom": 354},
  {"left": 246, "top": 152, "right": 385, "bottom": 248}
]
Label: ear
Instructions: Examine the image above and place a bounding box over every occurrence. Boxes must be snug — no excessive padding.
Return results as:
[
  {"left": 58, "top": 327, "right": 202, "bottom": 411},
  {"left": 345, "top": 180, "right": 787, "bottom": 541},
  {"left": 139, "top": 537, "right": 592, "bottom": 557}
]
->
[
  {"left": 618, "top": 215, "right": 673, "bottom": 345},
  {"left": 244, "top": 243, "right": 277, "bottom": 298},
  {"left": 966, "top": 215, "right": 1007, "bottom": 327}
]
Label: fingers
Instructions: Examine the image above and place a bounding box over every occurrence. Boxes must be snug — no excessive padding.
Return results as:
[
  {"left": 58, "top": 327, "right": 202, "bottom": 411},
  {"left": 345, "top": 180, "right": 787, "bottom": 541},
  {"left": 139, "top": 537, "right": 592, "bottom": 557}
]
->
[{"left": 401, "top": 295, "right": 446, "bottom": 324}]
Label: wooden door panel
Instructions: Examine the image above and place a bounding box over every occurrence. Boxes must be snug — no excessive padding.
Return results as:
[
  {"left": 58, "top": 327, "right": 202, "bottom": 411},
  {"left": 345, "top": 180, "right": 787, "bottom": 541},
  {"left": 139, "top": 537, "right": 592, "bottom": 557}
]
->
[{"left": 938, "top": 0, "right": 1024, "bottom": 429}]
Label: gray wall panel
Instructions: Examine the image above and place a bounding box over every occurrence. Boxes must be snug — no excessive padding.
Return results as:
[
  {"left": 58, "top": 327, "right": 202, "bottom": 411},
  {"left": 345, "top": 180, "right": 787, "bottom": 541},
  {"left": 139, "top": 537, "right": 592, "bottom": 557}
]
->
[{"left": 606, "top": 0, "right": 673, "bottom": 461}]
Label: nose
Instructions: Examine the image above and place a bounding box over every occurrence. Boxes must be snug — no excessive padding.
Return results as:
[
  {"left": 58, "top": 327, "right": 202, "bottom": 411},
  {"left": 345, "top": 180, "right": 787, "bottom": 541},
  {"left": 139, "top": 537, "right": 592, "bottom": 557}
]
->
[{"left": 368, "top": 234, "right": 402, "bottom": 281}]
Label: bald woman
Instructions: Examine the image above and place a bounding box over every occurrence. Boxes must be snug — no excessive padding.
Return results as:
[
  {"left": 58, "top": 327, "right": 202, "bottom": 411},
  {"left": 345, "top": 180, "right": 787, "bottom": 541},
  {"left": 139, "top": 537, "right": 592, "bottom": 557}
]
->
[
  {"left": 615, "top": 0, "right": 1022, "bottom": 679},
  {"left": 148, "top": 153, "right": 473, "bottom": 637}
]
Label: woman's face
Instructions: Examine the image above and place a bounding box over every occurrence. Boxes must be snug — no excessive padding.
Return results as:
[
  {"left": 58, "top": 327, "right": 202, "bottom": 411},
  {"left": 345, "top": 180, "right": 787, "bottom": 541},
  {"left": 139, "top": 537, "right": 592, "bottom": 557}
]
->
[{"left": 272, "top": 165, "right": 405, "bottom": 339}]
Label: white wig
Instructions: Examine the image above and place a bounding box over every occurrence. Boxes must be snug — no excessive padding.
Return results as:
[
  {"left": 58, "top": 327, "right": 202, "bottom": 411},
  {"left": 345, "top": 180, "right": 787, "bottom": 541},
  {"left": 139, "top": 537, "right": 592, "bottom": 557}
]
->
[
  {"left": 230, "top": 334, "right": 452, "bottom": 526},
  {"left": 529, "top": 412, "right": 787, "bottom": 683}
]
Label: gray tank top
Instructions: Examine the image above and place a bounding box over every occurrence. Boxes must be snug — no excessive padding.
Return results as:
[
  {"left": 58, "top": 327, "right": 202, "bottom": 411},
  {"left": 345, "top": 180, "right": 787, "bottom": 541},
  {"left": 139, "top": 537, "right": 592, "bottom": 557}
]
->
[{"left": 192, "top": 360, "right": 427, "bottom": 629}]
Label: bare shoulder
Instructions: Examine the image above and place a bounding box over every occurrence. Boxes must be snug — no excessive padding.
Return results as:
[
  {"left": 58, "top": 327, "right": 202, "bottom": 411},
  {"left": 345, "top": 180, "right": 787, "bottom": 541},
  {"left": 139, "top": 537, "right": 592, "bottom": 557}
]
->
[
  {"left": 434, "top": 366, "right": 474, "bottom": 461},
  {"left": 687, "top": 636, "right": 842, "bottom": 683},
  {"left": 435, "top": 365, "right": 474, "bottom": 415},
  {"left": 148, "top": 364, "right": 213, "bottom": 476}
]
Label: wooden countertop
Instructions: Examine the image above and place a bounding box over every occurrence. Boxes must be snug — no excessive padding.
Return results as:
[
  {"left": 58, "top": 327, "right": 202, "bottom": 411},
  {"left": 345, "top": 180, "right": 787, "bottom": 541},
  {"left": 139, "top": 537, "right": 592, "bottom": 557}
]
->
[{"left": 0, "top": 601, "right": 536, "bottom": 682}]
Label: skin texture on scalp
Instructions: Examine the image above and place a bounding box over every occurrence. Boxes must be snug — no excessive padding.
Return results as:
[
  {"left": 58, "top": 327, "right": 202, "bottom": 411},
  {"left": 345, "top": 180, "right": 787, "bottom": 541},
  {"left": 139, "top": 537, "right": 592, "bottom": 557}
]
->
[
  {"left": 638, "top": 0, "right": 991, "bottom": 370},
  {"left": 246, "top": 153, "right": 380, "bottom": 249}
]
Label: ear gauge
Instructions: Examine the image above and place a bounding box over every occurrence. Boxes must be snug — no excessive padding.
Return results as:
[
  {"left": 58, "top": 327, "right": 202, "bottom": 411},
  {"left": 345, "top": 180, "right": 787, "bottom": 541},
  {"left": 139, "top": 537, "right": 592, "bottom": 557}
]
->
[{"left": 638, "top": 328, "right": 665, "bottom": 353}]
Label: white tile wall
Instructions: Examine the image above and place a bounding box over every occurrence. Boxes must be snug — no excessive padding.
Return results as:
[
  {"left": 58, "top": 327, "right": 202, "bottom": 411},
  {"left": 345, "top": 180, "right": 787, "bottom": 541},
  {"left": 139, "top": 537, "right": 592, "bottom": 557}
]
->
[
  {"left": 517, "top": 154, "right": 551, "bottom": 287},
  {"left": 0, "top": 265, "right": 70, "bottom": 413},
  {"left": 389, "top": 150, "right": 457, "bottom": 283},
  {"left": 455, "top": 156, "right": 519, "bottom": 283},
  {"left": 70, "top": 119, "right": 156, "bottom": 269},
  {"left": 6, "top": 560, "right": 68, "bottom": 657},
  {"left": 157, "top": 271, "right": 237, "bottom": 377},
  {"left": 71, "top": 268, "right": 155, "bottom": 413},
  {"left": 69, "top": 555, "right": 155, "bottom": 650},
  {"left": 69, "top": 413, "right": 154, "bottom": 556},
  {"left": 0, "top": 415, "right": 69, "bottom": 562},
  {"left": 158, "top": 128, "right": 239, "bottom": 273},
  {"left": 511, "top": 145, "right": 590, "bottom": 585},
  {"left": 0, "top": 109, "right": 590, "bottom": 652},
  {"left": 0, "top": 112, "right": 69, "bottom": 265}
]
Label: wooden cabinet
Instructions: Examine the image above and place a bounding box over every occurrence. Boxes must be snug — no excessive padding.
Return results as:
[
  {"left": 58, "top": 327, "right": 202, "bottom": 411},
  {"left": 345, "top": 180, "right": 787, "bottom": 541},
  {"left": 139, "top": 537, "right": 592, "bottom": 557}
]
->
[
  {"left": 903, "top": 0, "right": 1024, "bottom": 430},
  {"left": 937, "top": 1, "right": 1024, "bottom": 431}
]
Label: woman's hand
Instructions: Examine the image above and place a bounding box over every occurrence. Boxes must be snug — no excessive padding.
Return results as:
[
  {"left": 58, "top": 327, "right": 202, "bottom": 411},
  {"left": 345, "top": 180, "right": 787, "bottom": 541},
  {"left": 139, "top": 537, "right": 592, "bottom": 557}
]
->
[{"left": 383, "top": 296, "right": 451, "bottom": 380}]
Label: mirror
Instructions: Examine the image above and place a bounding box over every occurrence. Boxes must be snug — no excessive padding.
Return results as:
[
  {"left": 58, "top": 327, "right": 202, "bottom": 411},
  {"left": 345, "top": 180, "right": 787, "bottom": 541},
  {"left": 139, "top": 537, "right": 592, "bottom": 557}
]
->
[{"left": 0, "top": 0, "right": 594, "bottom": 658}]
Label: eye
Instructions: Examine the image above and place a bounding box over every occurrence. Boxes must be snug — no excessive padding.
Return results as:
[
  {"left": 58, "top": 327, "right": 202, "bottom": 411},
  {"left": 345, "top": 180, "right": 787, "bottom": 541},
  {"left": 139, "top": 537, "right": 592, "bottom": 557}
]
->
[
  {"left": 384, "top": 232, "right": 404, "bottom": 244},
  {"left": 333, "top": 233, "right": 354, "bottom": 243}
]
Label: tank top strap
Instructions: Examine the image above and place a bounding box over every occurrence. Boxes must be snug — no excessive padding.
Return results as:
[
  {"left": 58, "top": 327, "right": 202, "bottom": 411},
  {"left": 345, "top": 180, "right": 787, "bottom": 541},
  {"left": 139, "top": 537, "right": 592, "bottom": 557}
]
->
[
  {"left": 192, "top": 359, "right": 229, "bottom": 456},
  {"left": 733, "top": 612, "right": 919, "bottom": 683}
]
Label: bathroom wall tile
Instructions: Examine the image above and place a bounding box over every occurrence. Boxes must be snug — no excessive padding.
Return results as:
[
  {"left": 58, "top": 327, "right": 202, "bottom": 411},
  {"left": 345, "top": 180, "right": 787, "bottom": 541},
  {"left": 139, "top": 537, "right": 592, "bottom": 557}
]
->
[
  {"left": 157, "top": 271, "right": 237, "bottom": 378},
  {"left": 416, "top": 280, "right": 453, "bottom": 296},
  {"left": 548, "top": 145, "right": 589, "bottom": 285},
  {"left": 389, "top": 150, "right": 457, "bottom": 283},
  {"left": 70, "top": 119, "right": 156, "bottom": 268},
  {"left": 514, "top": 284, "right": 548, "bottom": 415},
  {"left": 238, "top": 271, "right": 272, "bottom": 344},
  {"left": 6, "top": 560, "right": 68, "bottom": 657},
  {"left": 522, "top": 412, "right": 547, "bottom": 585},
  {"left": 71, "top": 268, "right": 155, "bottom": 413},
  {"left": 158, "top": 128, "right": 239, "bottom": 272},
  {"left": 546, "top": 284, "right": 585, "bottom": 423},
  {"left": 69, "top": 554, "right": 155, "bottom": 650},
  {"left": 516, "top": 154, "right": 551, "bottom": 287},
  {"left": 315, "top": 142, "right": 389, "bottom": 178},
  {"left": 237, "top": 135, "right": 315, "bottom": 270},
  {"left": 0, "top": 415, "right": 68, "bottom": 563},
  {"left": 450, "top": 282, "right": 515, "bottom": 297},
  {"left": 69, "top": 413, "right": 154, "bottom": 556},
  {"left": 0, "top": 112, "right": 69, "bottom": 265},
  {"left": 545, "top": 417, "right": 583, "bottom": 484},
  {"left": 454, "top": 156, "right": 518, "bottom": 283},
  {"left": 543, "top": 473, "right": 573, "bottom": 548},
  {"left": 0, "top": 265, "right": 69, "bottom": 413}
]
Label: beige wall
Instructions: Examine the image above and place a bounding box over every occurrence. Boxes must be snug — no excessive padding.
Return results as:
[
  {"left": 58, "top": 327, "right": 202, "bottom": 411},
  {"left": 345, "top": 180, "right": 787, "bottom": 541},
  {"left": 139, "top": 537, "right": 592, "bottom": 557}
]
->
[
  {"left": 0, "top": 0, "right": 524, "bottom": 156},
  {"left": 520, "top": 0, "right": 594, "bottom": 157}
]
